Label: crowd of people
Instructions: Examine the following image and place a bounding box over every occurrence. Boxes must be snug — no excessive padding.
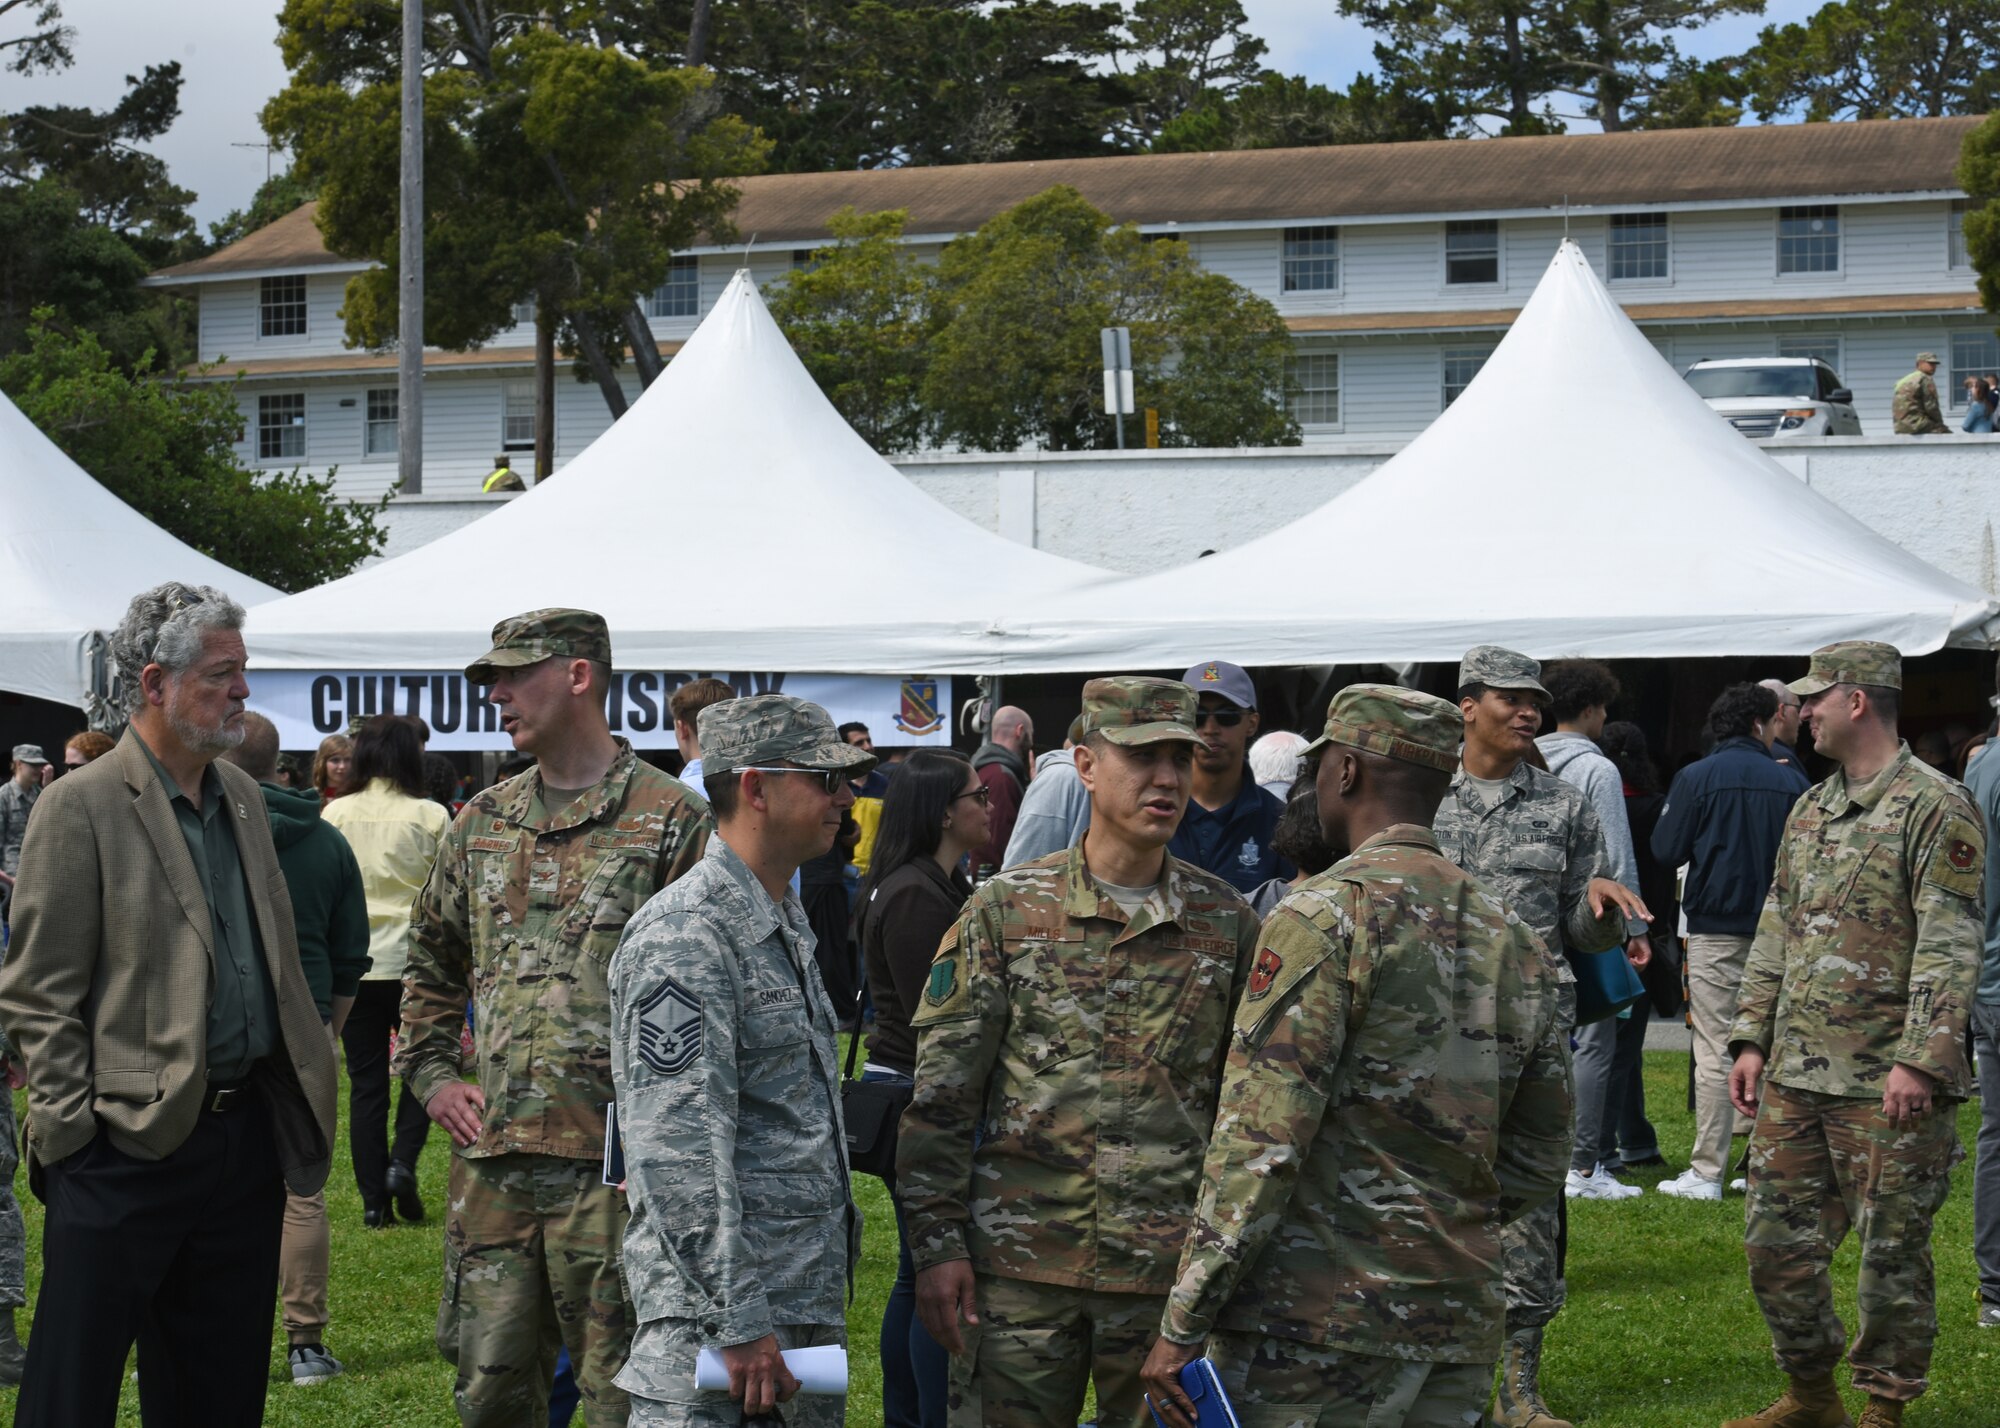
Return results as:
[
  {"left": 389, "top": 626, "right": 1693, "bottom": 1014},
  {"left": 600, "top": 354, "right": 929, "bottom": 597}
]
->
[
  {"left": 1892, "top": 353, "right": 2000, "bottom": 435},
  {"left": 0, "top": 580, "right": 1993, "bottom": 1428}
]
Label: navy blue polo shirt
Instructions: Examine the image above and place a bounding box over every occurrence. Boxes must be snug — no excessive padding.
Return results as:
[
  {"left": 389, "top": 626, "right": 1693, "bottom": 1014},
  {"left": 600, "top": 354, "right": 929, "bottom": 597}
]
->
[{"left": 1169, "top": 777, "right": 1294, "bottom": 894}]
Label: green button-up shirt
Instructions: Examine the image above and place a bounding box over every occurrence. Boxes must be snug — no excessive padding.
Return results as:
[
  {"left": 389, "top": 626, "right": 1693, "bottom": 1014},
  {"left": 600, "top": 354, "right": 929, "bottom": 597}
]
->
[{"left": 136, "top": 735, "right": 277, "bottom": 1083}]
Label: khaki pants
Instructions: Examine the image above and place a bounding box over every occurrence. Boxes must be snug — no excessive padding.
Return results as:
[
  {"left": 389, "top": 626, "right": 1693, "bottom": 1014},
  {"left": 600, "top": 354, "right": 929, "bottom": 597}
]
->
[
  {"left": 1686, "top": 933, "right": 1753, "bottom": 1184},
  {"left": 438, "top": 1152, "right": 632, "bottom": 1427},
  {"left": 279, "top": 1023, "right": 337, "bottom": 1343},
  {"left": 1209, "top": 1330, "right": 1491, "bottom": 1428},
  {"left": 948, "top": 1275, "right": 1161, "bottom": 1428}
]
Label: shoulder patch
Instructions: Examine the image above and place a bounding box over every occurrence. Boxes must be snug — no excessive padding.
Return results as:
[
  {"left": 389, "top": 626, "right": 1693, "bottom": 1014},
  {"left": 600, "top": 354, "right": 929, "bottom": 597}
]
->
[
  {"left": 925, "top": 956, "right": 957, "bottom": 1007},
  {"left": 1924, "top": 815, "right": 1985, "bottom": 900},
  {"left": 1246, "top": 945, "right": 1284, "bottom": 1001},
  {"left": 635, "top": 977, "right": 703, "bottom": 1075}
]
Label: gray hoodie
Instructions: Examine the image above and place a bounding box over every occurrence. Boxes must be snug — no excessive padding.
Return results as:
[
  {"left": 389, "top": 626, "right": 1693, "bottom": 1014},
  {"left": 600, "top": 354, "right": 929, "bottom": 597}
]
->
[
  {"left": 1002, "top": 748, "right": 1091, "bottom": 870},
  {"left": 1536, "top": 731, "right": 1648, "bottom": 939}
]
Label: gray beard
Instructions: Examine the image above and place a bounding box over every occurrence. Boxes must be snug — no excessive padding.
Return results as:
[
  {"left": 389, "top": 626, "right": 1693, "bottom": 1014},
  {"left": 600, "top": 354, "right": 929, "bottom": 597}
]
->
[{"left": 167, "top": 706, "right": 244, "bottom": 758}]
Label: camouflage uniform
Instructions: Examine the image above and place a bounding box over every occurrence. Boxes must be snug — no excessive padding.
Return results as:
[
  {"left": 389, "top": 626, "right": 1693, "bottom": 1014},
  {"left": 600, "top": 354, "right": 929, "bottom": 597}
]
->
[
  {"left": 399, "top": 610, "right": 712, "bottom": 1428},
  {"left": 607, "top": 695, "right": 876, "bottom": 1428},
  {"left": 1163, "top": 686, "right": 1574, "bottom": 1428},
  {"left": 1891, "top": 357, "right": 1947, "bottom": 435},
  {"left": 1729, "top": 642, "right": 1983, "bottom": 1406},
  {"left": 898, "top": 678, "right": 1261, "bottom": 1428}
]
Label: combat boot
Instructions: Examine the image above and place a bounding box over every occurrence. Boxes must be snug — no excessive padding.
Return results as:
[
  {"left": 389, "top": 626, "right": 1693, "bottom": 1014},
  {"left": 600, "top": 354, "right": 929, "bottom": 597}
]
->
[
  {"left": 1489, "top": 1325, "right": 1574, "bottom": 1428},
  {"left": 1853, "top": 1399, "right": 1903, "bottom": 1428},
  {"left": 1720, "top": 1374, "right": 1853, "bottom": 1428},
  {"left": 0, "top": 1309, "right": 24, "bottom": 1386}
]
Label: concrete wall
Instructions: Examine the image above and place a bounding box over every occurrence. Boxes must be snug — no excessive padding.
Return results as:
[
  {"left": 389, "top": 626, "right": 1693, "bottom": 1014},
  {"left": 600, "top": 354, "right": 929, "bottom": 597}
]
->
[{"left": 369, "top": 435, "right": 2000, "bottom": 592}]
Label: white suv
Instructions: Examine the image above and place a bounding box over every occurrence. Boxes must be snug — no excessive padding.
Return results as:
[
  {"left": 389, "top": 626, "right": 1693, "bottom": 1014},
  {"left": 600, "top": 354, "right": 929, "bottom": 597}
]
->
[{"left": 1683, "top": 357, "right": 1863, "bottom": 438}]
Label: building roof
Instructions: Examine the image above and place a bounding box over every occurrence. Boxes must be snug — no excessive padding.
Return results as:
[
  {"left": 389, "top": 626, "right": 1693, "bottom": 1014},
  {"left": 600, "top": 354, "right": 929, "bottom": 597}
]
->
[
  {"left": 185, "top": 338, "right": 685, "bottom": 382},
  {"left": 152, "top": 117, "right": 1983, "bottom": 285}
]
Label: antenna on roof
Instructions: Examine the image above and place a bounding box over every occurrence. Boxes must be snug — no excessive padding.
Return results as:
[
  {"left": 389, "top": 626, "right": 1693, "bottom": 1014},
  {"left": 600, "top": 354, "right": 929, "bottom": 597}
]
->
[
  {"left": 233, "top": 140, "right": 278, "bottom": 185},
  {"left": 1563, "top": 194, "right": 1570, "bottom": 237},
  {"left": 742, "top": 231, "right": 758, "bottom": 272}
]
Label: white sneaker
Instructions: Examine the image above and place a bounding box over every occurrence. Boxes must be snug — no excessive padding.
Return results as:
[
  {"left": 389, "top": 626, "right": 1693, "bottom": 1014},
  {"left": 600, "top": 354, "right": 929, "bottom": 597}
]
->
[
  {"left": 1565, "top": 1165, "right": 1642, "bottom": 1201},
  {"left": 1655, "top": 1169, "right": 1723, "bottom": 1201},
  {"left": 1730, "top": 1176, "right": 1748, "bottom": 1192}
]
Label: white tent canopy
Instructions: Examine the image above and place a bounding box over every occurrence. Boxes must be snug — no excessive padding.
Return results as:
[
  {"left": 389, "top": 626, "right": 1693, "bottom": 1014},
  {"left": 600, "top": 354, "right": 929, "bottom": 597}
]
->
[
  {"left": 245, "top": 271, "right": 1109, "bottom": 673},
  {"left": 1003, "top": 240, "right": 2000, "bottom": 672},
  {"left": 0, "top": 390, "right": 281, "bottom": 708}
]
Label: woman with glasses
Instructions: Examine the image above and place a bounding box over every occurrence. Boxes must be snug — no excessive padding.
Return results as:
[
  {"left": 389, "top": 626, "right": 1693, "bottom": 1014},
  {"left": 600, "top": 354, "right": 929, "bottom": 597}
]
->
[{"left": 855, "top": 750, "right": 989, "bottom": 1428}]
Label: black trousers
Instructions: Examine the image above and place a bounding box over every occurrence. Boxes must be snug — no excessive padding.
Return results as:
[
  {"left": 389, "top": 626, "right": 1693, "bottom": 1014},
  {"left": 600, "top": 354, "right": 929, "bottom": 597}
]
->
[
  {"left": 340, "top": 977, "right": 432, "bottom": 1203},
  {"left": 15, "top": 1097, "right": 286, "bottom": 1428}
]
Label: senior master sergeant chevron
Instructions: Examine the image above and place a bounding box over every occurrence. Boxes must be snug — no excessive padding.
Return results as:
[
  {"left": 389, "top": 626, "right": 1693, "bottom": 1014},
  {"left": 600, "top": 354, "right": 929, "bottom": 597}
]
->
[
  {"left": 1142, "top": 685, "right": 1574, "bottom": 1428},
  {"left": 609, "top": 695, "right": 877, "bottom": 1427},
  {"left": 1724, "top": 641, "right": 1984, "bottom": 1428}
]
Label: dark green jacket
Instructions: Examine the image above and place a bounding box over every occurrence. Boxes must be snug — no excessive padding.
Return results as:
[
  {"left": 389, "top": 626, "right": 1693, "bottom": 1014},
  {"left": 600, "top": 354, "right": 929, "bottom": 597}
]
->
[{"left": 260, "top": 782, "right": 371, "bottom": 1019}]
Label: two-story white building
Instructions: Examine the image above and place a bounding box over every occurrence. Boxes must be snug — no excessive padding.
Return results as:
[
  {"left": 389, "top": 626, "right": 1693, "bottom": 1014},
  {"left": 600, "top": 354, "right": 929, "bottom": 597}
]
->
[{"left": 146, "top": 115, "right": 1997, "bottom": 501}]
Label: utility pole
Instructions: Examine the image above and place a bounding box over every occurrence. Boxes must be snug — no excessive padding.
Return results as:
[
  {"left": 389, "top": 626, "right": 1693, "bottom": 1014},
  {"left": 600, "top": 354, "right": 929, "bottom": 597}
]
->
[{"left": 397, "top": 0, "right": 425, "bottom": 495}]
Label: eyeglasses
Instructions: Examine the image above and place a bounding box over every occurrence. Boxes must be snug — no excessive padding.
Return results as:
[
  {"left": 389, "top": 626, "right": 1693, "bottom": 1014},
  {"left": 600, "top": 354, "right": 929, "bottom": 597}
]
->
[
  {"left": 740, "top": 765, "right": 845, "bottom": 795},
  {"left": 952, "top": 785, "right": 992, "bottom": 806},
  {"left": 1193, "top": 707, "right": 1247, "bottom": 729}
]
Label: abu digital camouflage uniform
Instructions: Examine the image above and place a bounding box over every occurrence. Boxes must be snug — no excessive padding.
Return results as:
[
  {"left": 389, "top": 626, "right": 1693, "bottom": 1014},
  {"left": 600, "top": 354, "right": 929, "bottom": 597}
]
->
[
  {"left": 1891, "top": 360, "right": 1947, "bottom": 435},
  {"left": 898, "top": 677, "right": 1260, "bottom": 1428},
  {"left": 1162, "top": 687, "right": 1573, "bottom": 1428},
  {"left": 606, "top": 693, "right": 874, "bottom": 1428},
  {"left": 400, "top": 610, "right": 712, "bottom": 1428},
  {"left": 1729, "top": 644, "right": 1984, "bottom": 1404}
]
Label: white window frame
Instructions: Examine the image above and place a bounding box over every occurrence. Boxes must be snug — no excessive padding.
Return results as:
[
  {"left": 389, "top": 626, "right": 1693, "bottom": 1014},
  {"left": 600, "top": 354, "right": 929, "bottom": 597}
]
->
[
  {"left": 1286, "top": 350, "right": 1341, "bottom": 428},
  {"left": 1441, "top": 346, "right": 1494, "bottom": 409},
  {"left": 1280, "top": 226, "right": 1341, "bottom": 295},
  {"left": 1950, "top": 199, "right": 1972, "bottom": 272},
  {"left": 1775, "top": 204, "right": 1842, "bottom": 278},
  {"left": 257, "top": 391, "right": 306, "bottom": 462},
  {"left": 1948, "top": 330, "right": 2000, "bottom": 410},
  {"left": 259, "top": 275, "right": 308, "bottom": 339},
  {"left": 1776, "top": 335, "right": 1844, "bottom": 376},
  {"left": 1606, "top": 212, "right": 1670, "bottom": 284},
  {"left": 501, "top": 379, "right": 537, "bottom": 451},
  {"left": 1442, "top": 219, "right": 1502, "bottom": 289},
  {"left": 647, "top": 256, "right": 700, "bottom": 320},
  {"left": 364, "top": 387, "right": 398, "bottom": 457}
]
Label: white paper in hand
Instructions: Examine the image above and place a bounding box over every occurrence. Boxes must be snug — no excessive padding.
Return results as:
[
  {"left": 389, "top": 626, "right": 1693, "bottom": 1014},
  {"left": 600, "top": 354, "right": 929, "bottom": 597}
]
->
[{"left": 693, "top": 1345, "right": 848, "bottom": 1397}]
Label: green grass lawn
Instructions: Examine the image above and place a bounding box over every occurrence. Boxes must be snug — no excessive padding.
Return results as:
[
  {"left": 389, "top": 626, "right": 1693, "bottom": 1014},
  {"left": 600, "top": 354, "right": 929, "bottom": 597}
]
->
[{"left": 2, "top": 1048, "right": 1994, "bottom": 1427}]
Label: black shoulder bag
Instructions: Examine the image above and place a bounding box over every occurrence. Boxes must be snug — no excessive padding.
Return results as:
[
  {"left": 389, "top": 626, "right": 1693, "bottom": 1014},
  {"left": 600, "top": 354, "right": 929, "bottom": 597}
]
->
[{"left": 839, "top": 995, "right": 913, "bottom": 1182}]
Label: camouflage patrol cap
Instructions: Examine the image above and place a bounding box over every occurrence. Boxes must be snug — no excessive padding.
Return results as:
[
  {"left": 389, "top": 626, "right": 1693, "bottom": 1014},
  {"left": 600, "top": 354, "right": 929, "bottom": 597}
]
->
[
  {"left": 1079, "top": 677, "right": 1201, "bottom": 747},
  {"left": 700, "top": 693, "right": 879, "bottom": 779},
  {"left": 1457, "top": 645, "right": 1551, "bottom": 704},
  {"left": 1304, "top": 684, "right": 1463, "bottom": 773},
  {"left": 1788, "top": 640, "right": 1902, "bottom": 696},
  {"left": 1915, "top": 351, "right": 1941, "bottom": 365},
  {"left": 465, "top": 608, "right": 613, "bottom": 684}
]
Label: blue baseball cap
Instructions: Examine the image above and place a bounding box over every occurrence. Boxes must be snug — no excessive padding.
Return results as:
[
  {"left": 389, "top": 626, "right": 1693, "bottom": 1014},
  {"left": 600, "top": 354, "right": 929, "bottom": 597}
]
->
[{"left": 1181, "top": 660, "right": 1257, "bottom": 710}]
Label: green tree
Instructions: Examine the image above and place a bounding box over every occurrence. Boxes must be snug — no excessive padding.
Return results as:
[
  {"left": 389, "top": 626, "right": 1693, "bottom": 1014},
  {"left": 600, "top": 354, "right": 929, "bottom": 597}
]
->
[
  {"left": 766, "top": 207, "right": 936, "bottom": 452},
  {"left": 1123, "top": 0, "right": 1268, "bottom": 140},
  {"left": 1956, "top": 115, "right": 2000, "bottom": 319},
  {"left": 921, "top": 185, "right": 1298, "bottom": 451},
  {"left": 0, "top": 0, "right": 70, "bottom": 74},
  {"left": 1538, "top": 0, "right": 1762, "bottom": 130},
  {"left": 1153, "top": 71, "right": 1453, "bottom": 151},
  {"left": 0, "top": 312, "right": 388, "bottom": 592},
  {"left": 1338, "top": 0, "right": 1554, "bottom": 135},
  {"left": 1740, "top": 0, "right": 1999, "bottom": 120}
]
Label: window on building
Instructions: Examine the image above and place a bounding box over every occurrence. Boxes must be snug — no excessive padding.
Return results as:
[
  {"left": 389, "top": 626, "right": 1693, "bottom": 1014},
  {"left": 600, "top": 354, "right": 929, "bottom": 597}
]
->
[
  {"left": 512, "top": 297, "right": 536, "bottom": 327},
  {"left": 1607, "top": 213, "right": 1668, "bottom": 281},
  {"left": 1951, "top": 199, "right": 1971, "bottom": 270},
  {"left": 792, "top": 249, "right": 818, "bottom": 271},
  {"left": 257, "top": 392, "right": 306, "bottom": 461},
  {"left": 1777, "top": 205, "right": 1840, "bottom": 274},
  {"left": 365, "top": 387, "right": 398, "bottom": 456},
  {"left": 260, "top": 275, "right": 308, "bottom": 337},
  {"left": 502, "top": 380, "right": 537, "bottom": 450},
  {"left": 1776, "top": 335, "right": 1843, "bottom": 372},
  {"left": 1444, "top": 220, "right": 1500, "bottom": 285},
  {"left": 1286, "top": 352, "right": 1340, "bottom": 425},
  {"left": 1442, "top": 347, "right": 1492, "bottom": 408},
  {"left": 1949, "top": 331, "right": 2000, "bottom": 409},
  {"left": 1281, "top": 226, "right": 1340, "bottom": 293},
  {"left": 647, "top": 256, "right": 699, "bottom": 319}
]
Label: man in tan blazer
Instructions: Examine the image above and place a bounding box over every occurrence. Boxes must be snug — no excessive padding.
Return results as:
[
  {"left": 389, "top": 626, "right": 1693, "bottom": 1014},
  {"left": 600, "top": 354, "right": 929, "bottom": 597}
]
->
[{"left": 0, "top": 581, "right": 338, "bottom": 1428}]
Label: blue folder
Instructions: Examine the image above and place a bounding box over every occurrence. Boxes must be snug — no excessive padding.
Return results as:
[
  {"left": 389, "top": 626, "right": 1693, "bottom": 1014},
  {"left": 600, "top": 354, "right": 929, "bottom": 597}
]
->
[{"left": 1146, "top": 1357, "right": 1242, "bottom": 1428}]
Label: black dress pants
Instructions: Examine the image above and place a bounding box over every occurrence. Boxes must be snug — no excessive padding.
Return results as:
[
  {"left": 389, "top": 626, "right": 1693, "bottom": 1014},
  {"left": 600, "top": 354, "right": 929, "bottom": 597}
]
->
[
  {"left": 341, "top": 977, "right": 431, "bottom": 1202},
  {"left": 15, "top": 1096, "right": 286, "bottom": 1428}
]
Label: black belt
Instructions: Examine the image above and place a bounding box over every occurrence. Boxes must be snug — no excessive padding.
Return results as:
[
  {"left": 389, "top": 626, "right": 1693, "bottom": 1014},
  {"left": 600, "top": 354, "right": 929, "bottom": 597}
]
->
[{"left": 204, "top": 1080, "right": 252, "bottom": 1114}]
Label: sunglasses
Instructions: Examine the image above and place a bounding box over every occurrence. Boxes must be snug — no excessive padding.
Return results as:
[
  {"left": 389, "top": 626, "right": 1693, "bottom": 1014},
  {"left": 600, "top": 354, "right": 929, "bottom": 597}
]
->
[
  {"left": 1194, "top": 707, "right": 1248, "bottom": 729},
  {"left": 740, "top": 765, "right": 846, "bottom": 795},
  {"left": 952, "top": 785, "right": 992, "bottom": 806}
]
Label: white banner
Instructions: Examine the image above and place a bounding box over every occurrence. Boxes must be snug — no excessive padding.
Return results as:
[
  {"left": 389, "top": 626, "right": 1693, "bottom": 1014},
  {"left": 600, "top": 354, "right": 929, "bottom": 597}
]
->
[{"left": 245, "top": 670, "right": 955, "bottom": 752}]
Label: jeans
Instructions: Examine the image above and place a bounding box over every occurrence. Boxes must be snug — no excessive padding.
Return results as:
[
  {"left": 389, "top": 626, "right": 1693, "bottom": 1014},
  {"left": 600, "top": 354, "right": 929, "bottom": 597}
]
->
[
  {"left": 1974, "top": 999, "right": 2000, "bottom": 1308},
  {"left": 1602, "top": 1003, "right": 1657, "bottom": 1165},
  {"left": 862, "top": 1066, "right": 948, "bottom": 1428}
]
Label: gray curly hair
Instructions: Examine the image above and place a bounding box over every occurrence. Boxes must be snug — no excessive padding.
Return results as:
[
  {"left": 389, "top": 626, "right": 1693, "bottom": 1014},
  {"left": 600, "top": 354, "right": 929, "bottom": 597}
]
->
[{"left": 110, "top": 582, "right": 248, "bottom": 714}]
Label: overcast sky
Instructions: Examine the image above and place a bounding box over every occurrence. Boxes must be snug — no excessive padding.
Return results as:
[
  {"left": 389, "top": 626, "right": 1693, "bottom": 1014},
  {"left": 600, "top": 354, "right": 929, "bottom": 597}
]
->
[{"left": 10, "top": 0, "right": 1823, "bottom": 230}]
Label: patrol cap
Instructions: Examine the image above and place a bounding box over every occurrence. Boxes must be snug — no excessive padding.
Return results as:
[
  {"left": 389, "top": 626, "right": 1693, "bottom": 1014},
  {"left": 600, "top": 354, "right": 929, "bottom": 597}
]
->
[
  {"left": 1457, "top": 645, "right": 1551, "bottom": 704},
  {"left": 1181, "top": 659, "right": 1257, "bottom": 709},
  {"left": 1304, "top": 684, "right": 1463, "bottom": 773},
  {"left": 700, "top": 694, "right": 879, "bottom": 779},
  {"left": 1788, "top": 640, "right": 1902, "bottom": 697},
  {"left": 1079, "top": 677, "right": 1201, "bottom": 748},
  {"left": 465, "top": 608, "right": 612, "bottom": 685},
  {"left": 10, "top": 744, "right": 46, "bottom": 765},
  {"left": 1915, "top": 351, "right": 1941, "bottom": 365}
]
